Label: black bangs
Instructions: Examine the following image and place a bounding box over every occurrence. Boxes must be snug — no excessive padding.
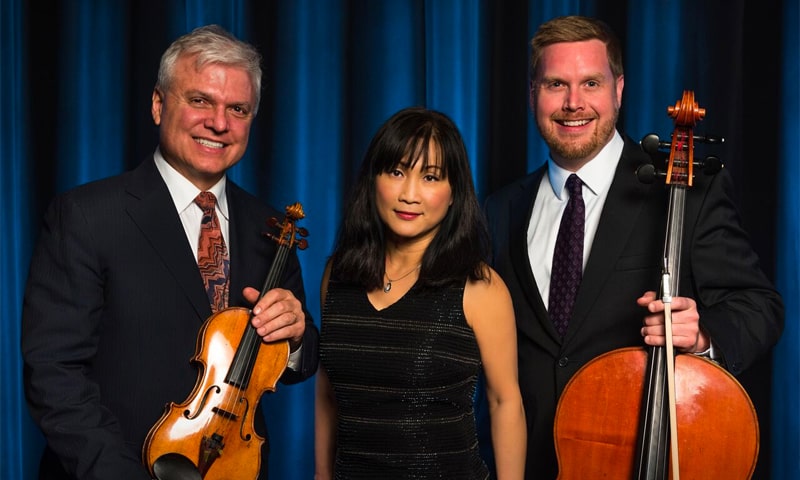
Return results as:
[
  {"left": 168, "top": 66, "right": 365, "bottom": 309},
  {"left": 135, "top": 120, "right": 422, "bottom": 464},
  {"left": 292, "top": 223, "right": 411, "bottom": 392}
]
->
[{"left": 378, "top": 127, "right": 448, "bottom": 180}]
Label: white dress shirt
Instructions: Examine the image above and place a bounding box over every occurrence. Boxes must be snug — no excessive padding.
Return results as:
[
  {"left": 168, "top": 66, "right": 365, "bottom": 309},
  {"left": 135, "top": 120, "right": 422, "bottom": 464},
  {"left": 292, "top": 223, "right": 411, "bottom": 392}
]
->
[
  {"left": 527, "top": 131, "right": 625, "bottom": 307},
  {"left": 154, "top": 148, "right": 229, "bottom": 258},
  {"left": 153, "top": 148, "right": 302, "bottom": 367}
]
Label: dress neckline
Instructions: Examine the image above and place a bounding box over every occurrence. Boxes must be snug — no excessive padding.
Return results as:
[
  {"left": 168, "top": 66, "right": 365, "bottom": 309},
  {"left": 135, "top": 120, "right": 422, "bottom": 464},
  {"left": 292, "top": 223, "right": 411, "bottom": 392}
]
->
[{"left": 365, "top": 283, "right": 416, "bottom": 312}]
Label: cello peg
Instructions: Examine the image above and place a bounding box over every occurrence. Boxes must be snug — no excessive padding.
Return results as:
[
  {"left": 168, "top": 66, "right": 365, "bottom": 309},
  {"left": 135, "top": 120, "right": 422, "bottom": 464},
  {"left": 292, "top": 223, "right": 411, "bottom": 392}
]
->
[{"left": 641, "top": 133, "right": 663, "bottom": 155}]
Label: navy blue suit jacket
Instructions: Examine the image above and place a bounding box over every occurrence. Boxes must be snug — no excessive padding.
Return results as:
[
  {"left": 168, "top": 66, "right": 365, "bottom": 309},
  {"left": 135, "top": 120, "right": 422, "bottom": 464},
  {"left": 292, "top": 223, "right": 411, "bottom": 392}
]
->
[{"left": 22, "top": 157, "right": 319, "bottom": 479}]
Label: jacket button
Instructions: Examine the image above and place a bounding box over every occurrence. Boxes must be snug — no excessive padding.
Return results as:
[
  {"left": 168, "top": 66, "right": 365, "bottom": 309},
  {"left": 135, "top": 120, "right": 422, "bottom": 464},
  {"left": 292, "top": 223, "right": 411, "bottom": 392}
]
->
[{"left": 558, "top": 357, "right": 569, "bottom": 367}]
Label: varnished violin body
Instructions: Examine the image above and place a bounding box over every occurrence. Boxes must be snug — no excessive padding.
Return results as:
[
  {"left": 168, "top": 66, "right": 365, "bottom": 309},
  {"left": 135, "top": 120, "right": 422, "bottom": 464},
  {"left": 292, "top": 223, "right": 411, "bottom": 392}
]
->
[
  {"left": 143, "top": 203, "right": 308, "bottom": 479},
  {"left": 143, "top": 309, "right": 289, "bottom": 479}
]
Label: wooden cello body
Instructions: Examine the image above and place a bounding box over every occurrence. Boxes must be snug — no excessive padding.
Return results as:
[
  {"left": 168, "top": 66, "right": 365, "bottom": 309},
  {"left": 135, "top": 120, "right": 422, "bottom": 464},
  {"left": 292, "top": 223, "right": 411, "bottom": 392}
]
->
[
  {"left": 555, "top": 348, "right": 759, "bottom": 479},
  {"left": 143, "top": 203, "right": 308, "bottom": 480},
  {"left": 554, "top": 92, "right": 759, "bottom": 479}
]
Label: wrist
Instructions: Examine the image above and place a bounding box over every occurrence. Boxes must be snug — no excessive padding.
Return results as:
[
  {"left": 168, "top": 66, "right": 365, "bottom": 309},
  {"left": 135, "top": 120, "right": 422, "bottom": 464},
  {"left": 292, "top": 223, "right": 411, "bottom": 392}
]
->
[{"left": 690, "top": 329, "right": 710, "bottom": 354}]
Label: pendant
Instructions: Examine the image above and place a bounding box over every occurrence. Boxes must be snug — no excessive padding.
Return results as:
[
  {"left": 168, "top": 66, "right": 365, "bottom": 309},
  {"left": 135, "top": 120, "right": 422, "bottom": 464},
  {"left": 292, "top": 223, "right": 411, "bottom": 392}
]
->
[{"left": 383, "top": 282, "right": 392, "bottom": 293}]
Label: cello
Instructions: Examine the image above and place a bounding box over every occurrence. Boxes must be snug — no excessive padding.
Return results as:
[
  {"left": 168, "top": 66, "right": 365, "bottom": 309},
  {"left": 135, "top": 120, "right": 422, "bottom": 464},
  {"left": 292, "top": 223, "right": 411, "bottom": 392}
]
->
[
  {"left": 553, "top": 92, "right": 759, "bottom": 479},
  {"left": 143, "top": 202, "right": 309, "bottom": 480}
]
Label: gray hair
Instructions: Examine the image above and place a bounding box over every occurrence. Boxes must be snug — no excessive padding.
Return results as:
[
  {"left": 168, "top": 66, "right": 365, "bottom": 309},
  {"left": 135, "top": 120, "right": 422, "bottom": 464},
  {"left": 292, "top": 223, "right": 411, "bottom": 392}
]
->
[{"left": 156, "top": 24, "right": 263, "bottom": 115}]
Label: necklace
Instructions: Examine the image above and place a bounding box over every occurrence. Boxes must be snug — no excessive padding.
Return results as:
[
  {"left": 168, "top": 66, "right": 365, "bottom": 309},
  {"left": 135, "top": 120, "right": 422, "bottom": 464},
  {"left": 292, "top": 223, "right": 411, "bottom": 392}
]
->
[{"left": 383, "top": 264, "right": 421, "bottom": 293}]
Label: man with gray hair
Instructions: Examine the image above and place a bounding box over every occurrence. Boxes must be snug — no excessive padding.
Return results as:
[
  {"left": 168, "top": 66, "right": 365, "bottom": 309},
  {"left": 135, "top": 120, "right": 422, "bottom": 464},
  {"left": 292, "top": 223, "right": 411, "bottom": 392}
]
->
[{"left": 22, "top": 25, "right": 318, "bottom": 479}]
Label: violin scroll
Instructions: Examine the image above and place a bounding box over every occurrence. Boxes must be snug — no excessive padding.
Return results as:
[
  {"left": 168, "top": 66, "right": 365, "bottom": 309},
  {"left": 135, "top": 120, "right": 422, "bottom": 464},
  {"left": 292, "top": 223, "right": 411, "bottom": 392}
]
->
[{"left": 264, "top": 202, "right": 309, "bottom": 250}]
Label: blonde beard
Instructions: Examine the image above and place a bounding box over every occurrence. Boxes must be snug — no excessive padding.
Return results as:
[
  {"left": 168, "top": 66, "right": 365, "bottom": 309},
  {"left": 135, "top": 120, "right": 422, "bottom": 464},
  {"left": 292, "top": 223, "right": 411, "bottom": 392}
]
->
[{"left": 540, "top": 110, "right": 618, "bottom": 165}]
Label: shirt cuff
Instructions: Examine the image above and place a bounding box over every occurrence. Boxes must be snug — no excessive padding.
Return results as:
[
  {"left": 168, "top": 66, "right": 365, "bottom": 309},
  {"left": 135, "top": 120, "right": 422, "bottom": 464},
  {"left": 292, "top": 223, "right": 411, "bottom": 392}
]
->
[
  {"left": 693, "top": 338, "right": 721, "bottom": 364},
  {"left": 286, "top": 344, "right": 302, "bottom": 371}
]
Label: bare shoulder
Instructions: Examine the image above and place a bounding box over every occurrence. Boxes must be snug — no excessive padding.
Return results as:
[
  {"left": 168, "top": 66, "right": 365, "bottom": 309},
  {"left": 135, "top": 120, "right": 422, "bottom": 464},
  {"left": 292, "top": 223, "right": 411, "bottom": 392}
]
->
[
  {"left": 465, "top": 264, "right": 510, "bottom": 297},
  {"left": 463, "top": 264, "right": 513, "bottom": 325}
]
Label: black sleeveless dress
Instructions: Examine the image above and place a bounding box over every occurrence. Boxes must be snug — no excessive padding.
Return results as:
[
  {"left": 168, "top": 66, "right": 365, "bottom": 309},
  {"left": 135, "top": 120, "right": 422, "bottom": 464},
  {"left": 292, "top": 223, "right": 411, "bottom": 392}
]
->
[{"left": 320, "top": 281, "right": 489, "bottom": 479}]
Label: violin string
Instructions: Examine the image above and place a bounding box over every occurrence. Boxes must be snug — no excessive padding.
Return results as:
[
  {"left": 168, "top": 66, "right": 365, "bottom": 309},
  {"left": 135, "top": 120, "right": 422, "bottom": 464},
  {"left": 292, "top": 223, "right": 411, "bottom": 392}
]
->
[
  {"left": 206, "top": 242, "right": 287, "bottom": 448},
  {"left": 213, "top": 243, "right": 291, "bottom": 447}
]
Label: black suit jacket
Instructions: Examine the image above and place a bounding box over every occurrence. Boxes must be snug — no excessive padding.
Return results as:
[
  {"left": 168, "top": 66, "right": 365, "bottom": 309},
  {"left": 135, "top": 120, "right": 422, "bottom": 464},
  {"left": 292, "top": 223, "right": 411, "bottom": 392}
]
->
[
  {"left": 483, "top": 135, "right": 783, "bottom": 479},
  {"left": 22, "top": 157, "right": 319, "bottom": 480}
]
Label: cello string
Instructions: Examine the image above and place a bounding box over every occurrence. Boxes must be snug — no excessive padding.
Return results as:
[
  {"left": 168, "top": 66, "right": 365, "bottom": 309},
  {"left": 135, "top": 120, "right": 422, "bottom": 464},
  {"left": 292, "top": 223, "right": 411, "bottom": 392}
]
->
[{"left": 662, "top": 125, "right": 693, "bottom": 480}]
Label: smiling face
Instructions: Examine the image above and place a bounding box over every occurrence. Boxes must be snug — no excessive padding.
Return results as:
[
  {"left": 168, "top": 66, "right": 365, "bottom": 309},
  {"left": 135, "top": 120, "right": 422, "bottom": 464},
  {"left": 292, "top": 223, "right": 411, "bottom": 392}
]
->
[
  {"left": 375, "top": 142, "right": 453, "bottom": 249},
  {"left": 530, "top": 39, "right": 624, "bottom": 171},
  {"left": 151, "top": 54, "right": 256, "bottom": 190}
]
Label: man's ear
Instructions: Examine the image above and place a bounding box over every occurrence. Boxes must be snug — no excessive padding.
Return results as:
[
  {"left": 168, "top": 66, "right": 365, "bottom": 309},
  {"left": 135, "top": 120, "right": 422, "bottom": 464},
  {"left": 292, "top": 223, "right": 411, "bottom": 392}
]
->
[{"left": 151, "top": 88, "right": 164, "bottom": 126}]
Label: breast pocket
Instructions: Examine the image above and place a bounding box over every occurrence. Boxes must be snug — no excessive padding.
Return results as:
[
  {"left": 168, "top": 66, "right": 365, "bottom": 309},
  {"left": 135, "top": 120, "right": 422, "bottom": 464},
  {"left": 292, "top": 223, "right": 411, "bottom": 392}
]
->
[{"left": 614, "top": 253, "right": 661, "bottom": 272}]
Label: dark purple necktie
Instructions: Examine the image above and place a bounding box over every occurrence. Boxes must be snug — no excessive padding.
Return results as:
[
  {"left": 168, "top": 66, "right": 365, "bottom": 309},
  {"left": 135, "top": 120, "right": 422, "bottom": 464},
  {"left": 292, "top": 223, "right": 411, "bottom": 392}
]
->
[
  {"left": 549, "top": 174, "right": 584, "bottom": 337},
  {"left": 195, "top": 192, "right": 230, "bottom": 313}
]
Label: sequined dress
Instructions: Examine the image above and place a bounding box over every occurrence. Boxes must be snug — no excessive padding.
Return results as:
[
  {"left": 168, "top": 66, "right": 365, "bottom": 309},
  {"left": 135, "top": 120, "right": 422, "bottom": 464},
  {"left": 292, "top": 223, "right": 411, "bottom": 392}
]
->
[{"left": 320, "top": 281, "right": 489, "bottom": 479}]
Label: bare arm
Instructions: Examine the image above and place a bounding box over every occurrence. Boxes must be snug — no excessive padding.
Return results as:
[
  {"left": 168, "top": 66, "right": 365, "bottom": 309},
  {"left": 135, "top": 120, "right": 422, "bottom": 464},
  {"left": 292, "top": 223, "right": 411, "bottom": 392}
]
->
[
  {"left": 465, "top": 266, "right": 526, "bottom": 480},
  {"left": 314, "top": 262, "right": 336, "bottom": 479}
]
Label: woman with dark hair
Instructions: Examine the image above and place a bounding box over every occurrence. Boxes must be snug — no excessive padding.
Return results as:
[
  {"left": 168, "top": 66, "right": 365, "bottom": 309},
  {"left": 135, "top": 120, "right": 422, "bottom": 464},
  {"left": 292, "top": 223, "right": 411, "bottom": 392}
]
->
[{"left": 315, "top": 107, "right": 526, "bottom": 479}]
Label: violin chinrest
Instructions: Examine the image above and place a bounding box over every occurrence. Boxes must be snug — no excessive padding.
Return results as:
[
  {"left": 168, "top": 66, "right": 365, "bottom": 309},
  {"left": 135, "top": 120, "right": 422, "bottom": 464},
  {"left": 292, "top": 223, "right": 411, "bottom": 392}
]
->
[{"left": 152, "top": 453, "right": 203, "bottom": 480}]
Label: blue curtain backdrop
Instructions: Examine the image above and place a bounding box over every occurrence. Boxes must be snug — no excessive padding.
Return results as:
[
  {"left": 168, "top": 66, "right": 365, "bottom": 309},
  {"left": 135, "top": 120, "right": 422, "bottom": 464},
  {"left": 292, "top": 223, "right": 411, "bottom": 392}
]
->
[
  {"left": 773, "top": 0, "right": 800, "bottom": 478},
  {"left": 2, "top": 0, "right": 797, "bottom": 479}
]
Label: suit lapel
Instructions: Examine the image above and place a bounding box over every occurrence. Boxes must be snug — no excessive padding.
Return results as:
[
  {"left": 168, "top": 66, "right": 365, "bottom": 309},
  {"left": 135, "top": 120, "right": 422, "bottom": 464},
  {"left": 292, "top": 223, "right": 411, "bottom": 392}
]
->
[
  {"left": 226, "top": 183, "right": 251, "bottom": 306},
  {"left": 124, "top": 158, "right": 212, "bottom": 321},
  {"left": 506, "top": 167, "right": 553, "bottom": 340},
  {"left": 224, "top": 181, "right": 280, "bottom": 308},
  {"left": 567, "top": 139, "right": 654, "bottom": 339}
]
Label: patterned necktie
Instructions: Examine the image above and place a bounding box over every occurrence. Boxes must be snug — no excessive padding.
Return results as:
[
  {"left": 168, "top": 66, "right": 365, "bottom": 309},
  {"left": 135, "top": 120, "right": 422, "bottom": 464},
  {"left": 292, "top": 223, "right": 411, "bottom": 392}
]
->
[
  {"left": 549, "top": 174, "right": 585, "bottom": 337},
  {"left": 195, "top": 192, "right": 230, "bottom": 313}
]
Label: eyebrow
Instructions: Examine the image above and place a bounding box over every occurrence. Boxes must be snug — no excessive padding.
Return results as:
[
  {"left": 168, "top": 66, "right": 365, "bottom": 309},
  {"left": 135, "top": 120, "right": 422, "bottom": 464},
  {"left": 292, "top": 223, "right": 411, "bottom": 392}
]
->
[
  {"left": 539, "top": 71, "right": 607, "bottom": 84},
  {"left": 182, "top": 88, "right": 254, "bottom": 108}
]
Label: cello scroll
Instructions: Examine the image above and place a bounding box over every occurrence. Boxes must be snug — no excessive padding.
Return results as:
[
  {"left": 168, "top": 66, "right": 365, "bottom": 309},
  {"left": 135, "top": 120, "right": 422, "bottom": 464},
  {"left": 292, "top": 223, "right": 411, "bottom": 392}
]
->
[{"left": 636, "top": 91, "right": 725, "bottom": 184}]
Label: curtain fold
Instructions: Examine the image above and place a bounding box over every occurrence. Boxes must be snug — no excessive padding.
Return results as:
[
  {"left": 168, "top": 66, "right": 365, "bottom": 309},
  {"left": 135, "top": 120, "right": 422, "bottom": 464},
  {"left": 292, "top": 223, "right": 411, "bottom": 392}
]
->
[
  {"left": 3, "top": 1, "right": 795, "bottom": 479},
  {"left": 425, "top": 0, "right": 488, "bottom": 195},
  {"left": 56, "top": 0, "right": 128, "bottom": 190},
  {"left": 2, "top": 1, "right": 38, "bottom": 478},
  {"left": 256, "top": 1, "right": 348, "bottom": 474}
]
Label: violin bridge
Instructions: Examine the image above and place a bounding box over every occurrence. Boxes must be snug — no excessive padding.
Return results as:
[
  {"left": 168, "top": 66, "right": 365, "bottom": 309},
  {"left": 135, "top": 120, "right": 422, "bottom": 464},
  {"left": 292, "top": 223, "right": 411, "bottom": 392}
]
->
[{"left": 211, "top": 406, "right": 239, "bottom": 421}]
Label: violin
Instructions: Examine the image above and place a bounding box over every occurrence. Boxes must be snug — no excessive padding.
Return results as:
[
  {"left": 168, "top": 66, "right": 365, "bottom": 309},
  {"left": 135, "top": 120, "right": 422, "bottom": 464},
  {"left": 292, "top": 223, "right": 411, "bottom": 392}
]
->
[
  {"left": 143, "top": 203, "right": 309, "bottom": 480},
  {"left": 553, "top": 92, "right": 759, "bottom": 479}
]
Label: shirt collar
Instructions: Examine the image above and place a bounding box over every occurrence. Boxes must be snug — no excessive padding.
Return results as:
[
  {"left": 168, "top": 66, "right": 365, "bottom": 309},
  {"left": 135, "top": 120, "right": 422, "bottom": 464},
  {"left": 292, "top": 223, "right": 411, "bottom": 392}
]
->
[
  {"left": 153, "top": 147, "right": 229, "bottom": 220},
  {"left": 547, "top": 130, "right": 624, "bottom": 199}
]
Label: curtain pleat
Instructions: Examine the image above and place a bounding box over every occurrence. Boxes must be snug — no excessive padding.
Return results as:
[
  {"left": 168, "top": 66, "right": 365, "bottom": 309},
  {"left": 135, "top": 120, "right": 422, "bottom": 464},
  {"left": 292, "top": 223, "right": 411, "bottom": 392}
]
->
[
  {"left": 2, "top": 1, "right": 39, "bottom": 479},
  {"left": 56, "top": 1, "right": 128, "bottom": 190}
]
